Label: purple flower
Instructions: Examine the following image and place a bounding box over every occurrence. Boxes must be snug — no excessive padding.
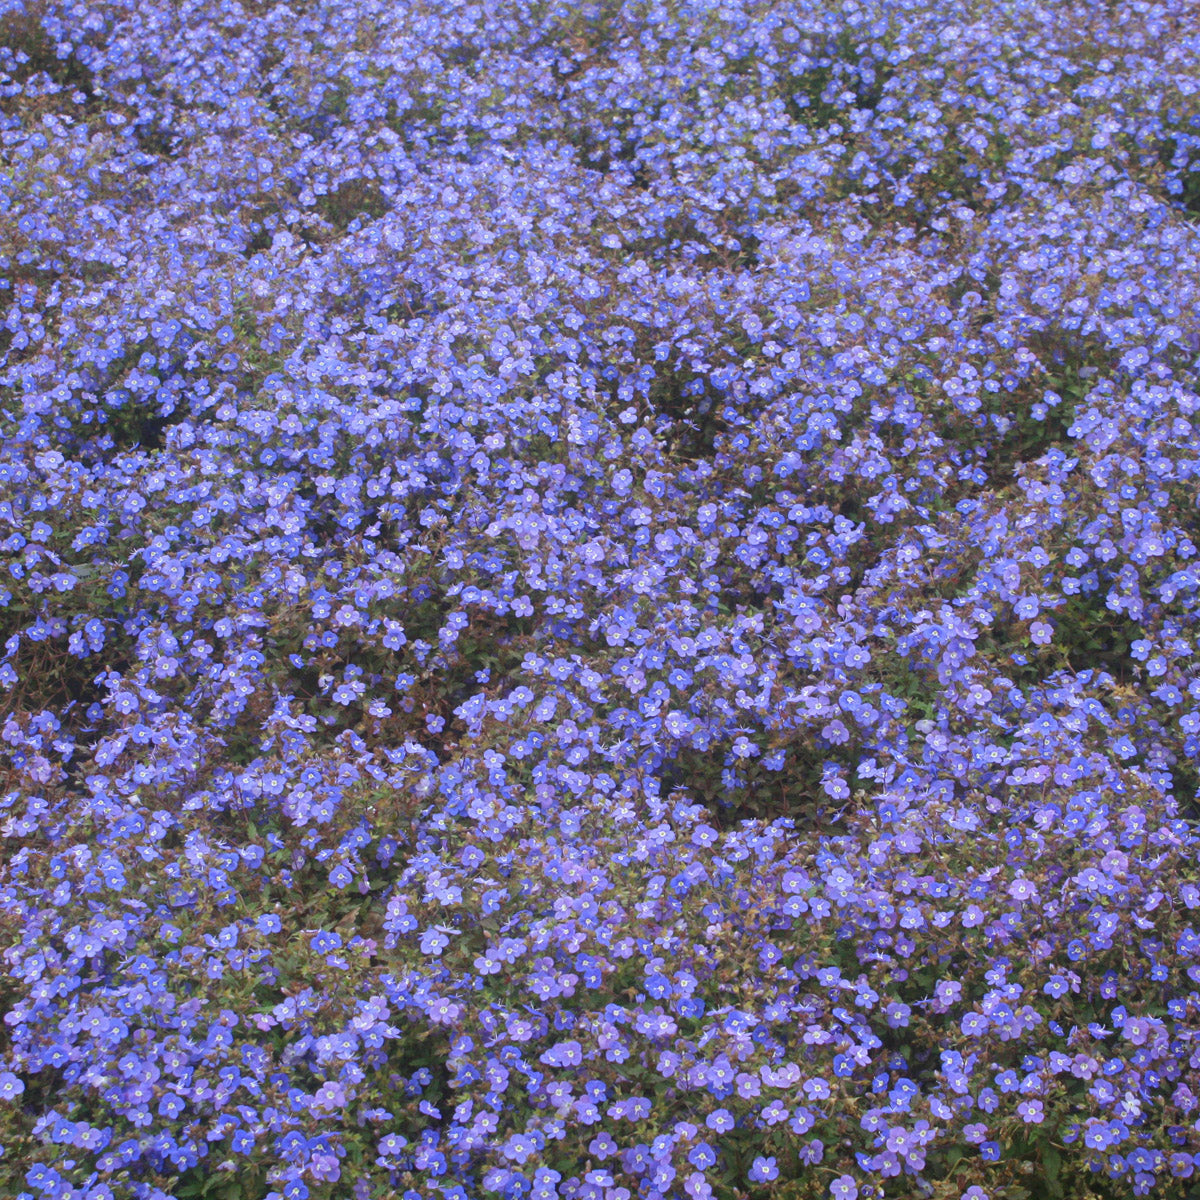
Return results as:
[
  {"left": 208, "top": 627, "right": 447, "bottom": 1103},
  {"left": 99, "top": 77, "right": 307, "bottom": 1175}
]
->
[
  {"left": 748, "top": 1156, "right": 778, "bottom": 1183},
  {"left": 588, "top": 1132, "right": 617, "bottom": 1160},
  {"left": 1008, "top": 876, "right": 1037, "bottom": 903},
  {"left": 961, "top": 1011, "right": 989, "bottom": 1037},
  {"left": 420, "top": 928, "right": 450, "bottom": 956},
  {"left": 706, "top": 1109, "right": 735, "bottom": 1133}
]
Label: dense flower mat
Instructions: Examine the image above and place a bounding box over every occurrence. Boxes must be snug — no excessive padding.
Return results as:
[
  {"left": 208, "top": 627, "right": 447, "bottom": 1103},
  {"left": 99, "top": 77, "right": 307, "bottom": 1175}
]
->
[{"left": 1, "top": 0, "right": 1200, "bottom": 1197}]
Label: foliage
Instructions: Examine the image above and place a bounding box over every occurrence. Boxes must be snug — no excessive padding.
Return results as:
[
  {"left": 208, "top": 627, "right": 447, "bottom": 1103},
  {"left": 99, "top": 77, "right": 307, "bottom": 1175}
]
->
[{"left": 0, "top": 0, "right": 1199, "bottom": 1199}]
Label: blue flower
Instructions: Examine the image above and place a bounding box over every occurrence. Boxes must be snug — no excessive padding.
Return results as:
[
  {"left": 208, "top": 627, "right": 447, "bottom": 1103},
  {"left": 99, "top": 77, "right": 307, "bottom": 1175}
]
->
[
  {"left": 748, "top": 1156, "right": 778, "bottom": 1183},
  {"left": 420, "top": 928, "right": 450, "bottom": 956}
]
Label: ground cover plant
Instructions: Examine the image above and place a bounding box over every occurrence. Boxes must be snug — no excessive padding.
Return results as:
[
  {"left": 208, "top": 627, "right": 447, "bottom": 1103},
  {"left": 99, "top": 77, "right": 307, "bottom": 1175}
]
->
[{"left": 1, "top": 0, "right": 1200, "bottom": 1197}]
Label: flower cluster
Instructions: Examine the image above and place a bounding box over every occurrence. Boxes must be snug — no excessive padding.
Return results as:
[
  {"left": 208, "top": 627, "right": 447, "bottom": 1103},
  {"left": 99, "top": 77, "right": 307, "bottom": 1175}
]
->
[{"left": 1, "top": 0, "right": 1199, "bottom": 1198}]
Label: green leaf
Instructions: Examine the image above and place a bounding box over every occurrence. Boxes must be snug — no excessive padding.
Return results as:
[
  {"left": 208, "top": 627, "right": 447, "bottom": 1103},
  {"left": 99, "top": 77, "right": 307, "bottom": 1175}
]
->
[
  {"left": 1042, "top": 1144, "right": 1061, "bottom": 1180},
  {"left": 1041, "top": 1143, "right": 1064, "bottom": 1197}
]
